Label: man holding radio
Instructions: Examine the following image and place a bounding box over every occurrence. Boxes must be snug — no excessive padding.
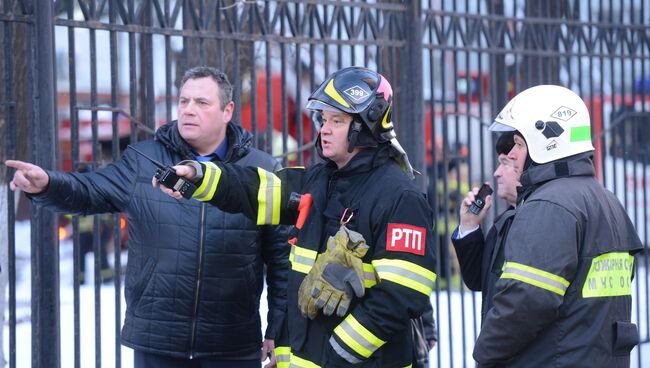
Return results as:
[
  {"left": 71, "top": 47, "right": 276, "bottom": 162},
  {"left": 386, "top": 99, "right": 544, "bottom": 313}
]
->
[{"left": 452, "top": 131, "right": 519, "bottom": 323}]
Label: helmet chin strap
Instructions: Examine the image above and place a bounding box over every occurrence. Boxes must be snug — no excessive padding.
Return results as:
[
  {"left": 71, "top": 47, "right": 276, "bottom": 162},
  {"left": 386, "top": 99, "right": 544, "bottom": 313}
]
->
[{"left": 347, "top": 120, "right": 363, "bottom": 153}]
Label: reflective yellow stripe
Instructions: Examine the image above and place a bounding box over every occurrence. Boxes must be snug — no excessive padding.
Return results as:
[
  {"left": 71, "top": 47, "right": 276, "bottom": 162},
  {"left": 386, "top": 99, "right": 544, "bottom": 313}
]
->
[
  {"left": 334, "top": 314, "right": 385, "bottom": 358},
  {"left": 273, "top": 346, "right": 321, "bottom": 368},
  {"left": 275, "top": 346, "right": 290, "bottom": 368},
  {"left": 256, "top": 168, "right": 281, "bottom": 225},
  {"left": 324, "top": 79, "right": 350, "bottom": 108},
  {"left": 501, "top": 261, "right": 570, "bottom": 296},
  {"left": 380, "top": 106, "right": 392, "bottom": 129},
  {"left": 193, "top": 162, "right": 221, "bottom": 201},
  {"left": 363, "top": 263, "right": 377, "bottom": 288},
  {"left": 582, "top": 252, "right": 634, "bottom": 298},
  {"left": 289, "top": 353, "right": 320, "bottom": 368},
  {"left": 372, "top": 258, "right": 437, "bottom": 296},
  {"left": 289, "top": 244, "right": 318, "bottom": 274}
]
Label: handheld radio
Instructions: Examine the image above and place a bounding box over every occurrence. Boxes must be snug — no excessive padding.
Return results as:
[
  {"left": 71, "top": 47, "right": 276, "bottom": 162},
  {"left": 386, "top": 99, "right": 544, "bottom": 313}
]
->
[
  {"left": 128, "top": 146, "right": 197, "bottom": 199},
  {"left": 469, "top": 183, "right": 493, "bottom": 215}
]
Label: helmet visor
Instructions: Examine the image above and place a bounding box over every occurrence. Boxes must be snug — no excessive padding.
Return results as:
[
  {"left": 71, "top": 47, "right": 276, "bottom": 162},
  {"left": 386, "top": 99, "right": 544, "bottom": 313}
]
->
[
  {"left": 305, "top": 99, "right": 344, "bottom": 113},
  {"left": 489, "top": 121, "right": 516, "bottom": 132}
]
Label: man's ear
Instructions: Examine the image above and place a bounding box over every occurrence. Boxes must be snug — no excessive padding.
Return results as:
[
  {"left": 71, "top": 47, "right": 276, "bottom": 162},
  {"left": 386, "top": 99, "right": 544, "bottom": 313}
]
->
[{"left": 223, "top": 100, "right": 235, "bottom": 122}]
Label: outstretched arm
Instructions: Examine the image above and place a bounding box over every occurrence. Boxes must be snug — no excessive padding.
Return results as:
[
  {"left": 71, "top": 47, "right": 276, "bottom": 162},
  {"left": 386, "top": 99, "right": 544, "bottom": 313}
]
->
[{"left": 154, "top": 161, "right": 304, "bottom": 225}]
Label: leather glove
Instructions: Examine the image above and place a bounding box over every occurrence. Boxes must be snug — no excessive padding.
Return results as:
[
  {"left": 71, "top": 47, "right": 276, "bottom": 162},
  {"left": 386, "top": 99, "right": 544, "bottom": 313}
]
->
[{"left": 298, "top": 225, "right": 369, "bottom": 319}]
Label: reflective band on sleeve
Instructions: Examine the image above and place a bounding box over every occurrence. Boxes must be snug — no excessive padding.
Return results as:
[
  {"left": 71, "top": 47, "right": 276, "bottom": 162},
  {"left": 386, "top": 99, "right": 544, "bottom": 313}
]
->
[
  {"left": 570, "top": 125, "right": 592, "bottom": 142},
  {"left": 193, "top": 162, "right": 221, "bottom": 201},
  {"left": 329, "top": 336, "right": 363, "bottom": 364},
  {"left": 333, "top": 315, "right": 386, "bottom": 359},
  {"left": 289, "top": 244, "right": 317, "bottom": 274},
  {"left": 582, "top": 252, "right": 634, "bottom": 298},
  {"left": 501, "top": 261, "right": 570, "bottom": 296},
  {"left": 372, "top": 258, "right": 437, "bottom": 296},
  {"left": 256, "top": 168, "right": 282, "bottom": 225},
  {"left": 289, "top": 353, "right": 321, "bottom": 368},
  {"left": 363, "top": 263, "right": 377, "bottom": 288},
  {"left": 274, "top": 346, "right": 290, "bottom": 368}
]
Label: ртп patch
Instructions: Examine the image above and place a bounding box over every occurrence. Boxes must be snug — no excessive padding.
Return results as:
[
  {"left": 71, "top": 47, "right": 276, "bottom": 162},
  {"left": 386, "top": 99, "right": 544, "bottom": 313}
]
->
[{"left": 386, "top": 223, "right": 426, "bottom": 256}]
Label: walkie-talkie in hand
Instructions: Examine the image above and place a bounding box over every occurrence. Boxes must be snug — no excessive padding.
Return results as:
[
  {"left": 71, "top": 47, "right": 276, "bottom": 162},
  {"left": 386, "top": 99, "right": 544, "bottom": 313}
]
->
[
  {"left": 469, "top": 183, "right": 493, "bottom": 215},
  {"left": 128, "top": 146, "right": 197, "bottom": 199}
]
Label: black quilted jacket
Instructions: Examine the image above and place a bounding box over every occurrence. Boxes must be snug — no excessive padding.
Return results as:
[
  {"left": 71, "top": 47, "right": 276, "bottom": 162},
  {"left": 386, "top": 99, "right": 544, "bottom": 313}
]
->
[{"left": 32, "top": 122, "right": 289, "bottom": 359}]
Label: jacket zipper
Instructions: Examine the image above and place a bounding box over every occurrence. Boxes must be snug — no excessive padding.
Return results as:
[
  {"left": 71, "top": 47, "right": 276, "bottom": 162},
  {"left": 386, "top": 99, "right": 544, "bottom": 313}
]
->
[{"left": 189, "top": 203, "right": 207, "bottom": 358}]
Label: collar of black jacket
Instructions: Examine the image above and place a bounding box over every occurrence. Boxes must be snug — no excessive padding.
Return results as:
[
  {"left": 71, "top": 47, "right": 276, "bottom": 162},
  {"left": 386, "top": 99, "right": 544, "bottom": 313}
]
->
[
  {"left": 327, "top": 143, "right": 393, "bottom": 177},
  {"left": 516, "top": 151, "right": 595, "bottom": 203},
  {"left": 154, "top": 121, "right": 252, "bottom": 162}
]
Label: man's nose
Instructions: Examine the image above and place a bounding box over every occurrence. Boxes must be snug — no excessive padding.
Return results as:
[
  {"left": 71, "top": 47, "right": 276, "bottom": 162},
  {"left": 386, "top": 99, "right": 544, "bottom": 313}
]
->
[
  {"left": 320, "top": 122, "right": 332, "bottom": 134},
  {"left": 183, "top": 102, "right": 197, "bottom": 114}
]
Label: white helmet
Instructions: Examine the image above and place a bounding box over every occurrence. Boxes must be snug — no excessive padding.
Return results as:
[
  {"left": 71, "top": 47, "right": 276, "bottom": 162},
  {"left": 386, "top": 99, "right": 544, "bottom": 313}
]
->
[{"left": 489, "top": 85, "right": 595, "bottom": 164}]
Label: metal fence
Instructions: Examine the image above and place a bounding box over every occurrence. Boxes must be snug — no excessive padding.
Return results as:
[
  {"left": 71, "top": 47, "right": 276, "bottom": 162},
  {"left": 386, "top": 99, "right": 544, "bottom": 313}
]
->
[{"left": 1, "top": 0, "right": 649, "bottom": 367}]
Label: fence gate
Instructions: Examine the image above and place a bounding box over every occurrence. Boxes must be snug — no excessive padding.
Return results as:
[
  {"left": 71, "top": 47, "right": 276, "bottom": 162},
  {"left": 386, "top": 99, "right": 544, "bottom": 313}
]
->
[{"left": 1, "top": 0, "right": 649, "bottom": 367}]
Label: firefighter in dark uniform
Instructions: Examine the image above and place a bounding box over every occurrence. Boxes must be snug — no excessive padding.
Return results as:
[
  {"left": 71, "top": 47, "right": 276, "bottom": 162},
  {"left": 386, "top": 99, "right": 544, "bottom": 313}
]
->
[
  {"left": 157, "top": 67, "right": 437, "bottom": 368},
  {"left": 474, "top": 85, "right": 643, "bottom": 367}
]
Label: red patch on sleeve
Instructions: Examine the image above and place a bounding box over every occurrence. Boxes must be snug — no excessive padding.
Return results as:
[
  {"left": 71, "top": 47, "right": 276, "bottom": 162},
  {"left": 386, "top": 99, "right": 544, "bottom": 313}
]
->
[{"left": 386, "top": 223, "right": 426, "bottom": 256}]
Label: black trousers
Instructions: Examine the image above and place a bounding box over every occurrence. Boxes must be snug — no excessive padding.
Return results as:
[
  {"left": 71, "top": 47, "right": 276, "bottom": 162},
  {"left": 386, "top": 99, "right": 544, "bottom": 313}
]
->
[{"left": 134, "top": 350, "right": 260, "bottom": 368}]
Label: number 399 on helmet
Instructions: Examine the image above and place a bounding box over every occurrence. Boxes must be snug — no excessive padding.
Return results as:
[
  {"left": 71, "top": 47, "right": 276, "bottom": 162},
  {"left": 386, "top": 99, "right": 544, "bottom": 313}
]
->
[
  {"left": 489, "top": 85, "right": 595, "bottom": 164},
  {"left": 305, "top": 66, "right": 396, "bottom": 149}
]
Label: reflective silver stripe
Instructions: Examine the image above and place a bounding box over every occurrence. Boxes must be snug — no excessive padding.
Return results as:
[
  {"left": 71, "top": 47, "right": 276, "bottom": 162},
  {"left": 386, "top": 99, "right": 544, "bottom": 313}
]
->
[
  {"left": 374, "top": 264, "right": 435, "bottom": 292},
  {"left": 291, "top": 251, "right": 316, "bottom": 267},
  {"left": 290, "top": 245, "right": 317, "bottom": 273},
  {"left": 260, "top": 170, "right": 275, "bottom": 223},
  {"left": 502, "top": 263, "right": 569, "bottom": 295},
  {"left": 329, "top": 336, "right": 362, "bottom": 364},
  {"left": 364, "top": 271, "right": 376, "bottom": 284},
  {"left": 335, "top": 317, "right": 383, "bottom": 357},
  {"left": 194, "top": 162, "right": 220, "bottom": 201}
]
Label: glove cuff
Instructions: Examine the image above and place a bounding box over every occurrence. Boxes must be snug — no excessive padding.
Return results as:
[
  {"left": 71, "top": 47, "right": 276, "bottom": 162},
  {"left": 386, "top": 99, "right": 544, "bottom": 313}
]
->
[{"left": 178, "top": 160, "right": 204, "bottom": 183}]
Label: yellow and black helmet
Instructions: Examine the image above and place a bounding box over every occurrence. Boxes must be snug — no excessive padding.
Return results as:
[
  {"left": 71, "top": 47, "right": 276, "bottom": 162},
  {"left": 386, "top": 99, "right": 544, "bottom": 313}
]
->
[{"left": 306, "top": 66, "right": 396, "bottom": 149}]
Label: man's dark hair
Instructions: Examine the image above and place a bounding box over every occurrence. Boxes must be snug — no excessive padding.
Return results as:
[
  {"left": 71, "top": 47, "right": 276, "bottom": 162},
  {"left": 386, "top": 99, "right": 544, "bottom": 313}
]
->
[
  {"left": 495, "top": 132, "right": 515, "bottom": 155},
  {"left": 180, "top": 66, "right": 233, "bottom": 110}
]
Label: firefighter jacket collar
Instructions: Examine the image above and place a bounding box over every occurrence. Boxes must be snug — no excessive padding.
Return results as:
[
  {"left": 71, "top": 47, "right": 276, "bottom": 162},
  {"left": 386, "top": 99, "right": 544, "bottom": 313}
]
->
[
  {"left": 517, "top": 152, "right": 595, "bottom": 204},
  {"left": 327, "top": 143, "right": 393, "bottom": 178},
  {"left": 155, "top": 121, "right": 252, "bottom": 163}
]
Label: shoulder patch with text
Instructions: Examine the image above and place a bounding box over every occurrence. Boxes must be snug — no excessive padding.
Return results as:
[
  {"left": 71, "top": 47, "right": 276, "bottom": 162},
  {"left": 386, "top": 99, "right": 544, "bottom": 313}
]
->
[{"left": 386, "top": 223, "right": 426, "bottom": 256}]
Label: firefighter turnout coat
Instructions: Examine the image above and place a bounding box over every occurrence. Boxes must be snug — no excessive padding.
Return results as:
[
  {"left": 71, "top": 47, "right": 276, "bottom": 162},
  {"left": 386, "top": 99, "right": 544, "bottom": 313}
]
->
[
  {"left": 473, "top": 152, "right": 643, "bottom": 367},
  {"left": 190, "top": 145, "right": 437, "bottom": 367}
]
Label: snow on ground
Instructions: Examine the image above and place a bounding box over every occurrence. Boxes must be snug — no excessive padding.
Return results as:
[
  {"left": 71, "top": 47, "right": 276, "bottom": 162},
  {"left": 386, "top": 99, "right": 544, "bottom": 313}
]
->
[{"left": 5, "top": 220, "right": 650, "bottom": 367}]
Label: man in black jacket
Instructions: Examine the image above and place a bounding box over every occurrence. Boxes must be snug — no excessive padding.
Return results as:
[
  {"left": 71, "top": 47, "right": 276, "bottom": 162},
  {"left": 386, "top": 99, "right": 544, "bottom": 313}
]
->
[
  {"left": 451, "top": 132, "right": 518, "bottom": 322},
  {"left": 6, "top": 66, "right": 289, "bottom": 368}
]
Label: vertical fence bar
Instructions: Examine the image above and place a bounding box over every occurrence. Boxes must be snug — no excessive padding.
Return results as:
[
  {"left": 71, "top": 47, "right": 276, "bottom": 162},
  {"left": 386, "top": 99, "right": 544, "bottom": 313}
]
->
[
  {"left": 401, "top": 0, "right": 424, "bottom": 192},
  {"left": 86, "top": 3, "right": 104, "bottom": 366},
  {"left": 32, "top": 0, "right": 60, "bottom": 366},
  {"left": 108, "top": 0, "right": 123, "bottom": 366},
  {"left": 3, "top": 1, "right": 17, "bottom": 367},
  {"left": 64, "top": 1, "right": 82, "bottom": 367}
]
